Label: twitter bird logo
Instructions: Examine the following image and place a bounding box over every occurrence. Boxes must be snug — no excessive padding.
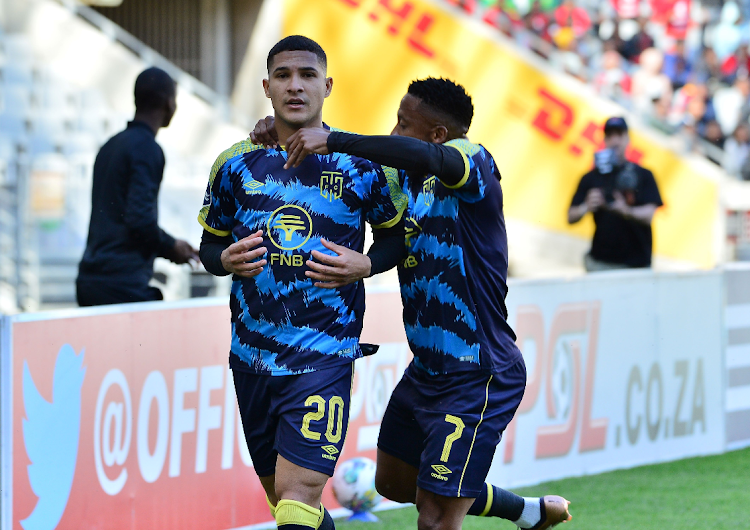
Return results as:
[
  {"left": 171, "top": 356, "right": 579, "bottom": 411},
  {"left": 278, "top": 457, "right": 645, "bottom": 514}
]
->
[{"left": 21, "top": 344, "right": 86, "bottom": 530}]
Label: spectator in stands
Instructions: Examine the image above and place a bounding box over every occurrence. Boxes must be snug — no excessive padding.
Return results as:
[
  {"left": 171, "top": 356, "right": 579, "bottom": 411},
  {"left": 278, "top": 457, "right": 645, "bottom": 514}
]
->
[
  {"left": 553, "top": 0, "right": 591, "bottom": 38},
  {"left": 662, "top": 39, "right": 693, "bottom": 90},
  {"left": 647, "top": 96, "right": 678, "bottom": 135},
  {"left": 711, "top": 1, "right": 743, "bottom": 62},
  {"left": 692, "top": 46, "right": 722, "bottom": 84},
  {"left": 619, "top": 16, "right": 655, "bottom": 63},
  {"left": 720, "top": 42, "right": 750, "bottom": 84},
  {"left": 723, "top": 122, "right": 750, "bottom": 177},
  {"left": 76, "top": 67, "right": 198, "bottom": 306},
  {"left": 594, "top": 49, "right": 631, "bottom": 105},
  {"left": 568, "top": 117, "right": 663, "bottom": 272},
  {"left": 713, "top": 73, "right": 750, "bottom": 137},
  {"left": 702, "top": 119, "right": 726, "bottom": 165},
  {"left": 524, "top": 0, "right": 553, "bottom": 42},
  {"left": 631, "top": 47, "right": 673, "bottom": 116}
]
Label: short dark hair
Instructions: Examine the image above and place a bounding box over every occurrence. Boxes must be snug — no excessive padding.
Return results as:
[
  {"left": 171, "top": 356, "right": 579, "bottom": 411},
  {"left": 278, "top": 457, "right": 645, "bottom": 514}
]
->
[
  {"left": 408, "top": 77, "right": 474, "bottom": 134},
  {"left": 267, "top": 35, "right": 327, "bottom": 72},
  {"left": 134, "top": 67, "right": 175, "bottom": 111}
]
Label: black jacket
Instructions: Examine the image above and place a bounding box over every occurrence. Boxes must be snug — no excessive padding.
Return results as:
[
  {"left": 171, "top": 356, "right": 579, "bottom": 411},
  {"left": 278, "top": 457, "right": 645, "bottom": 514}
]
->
[{"left": 78, "top": 120, "right": 175, "bottom": 287}]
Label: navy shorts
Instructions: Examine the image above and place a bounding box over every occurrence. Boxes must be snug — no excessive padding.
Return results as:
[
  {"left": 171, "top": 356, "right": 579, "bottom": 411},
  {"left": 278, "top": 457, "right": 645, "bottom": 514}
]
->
[
  {"left": 377, "top": 358, "right": 526, "bottom": 498},
  {"left": 233, "top": 362, "right": 353, "bottom": 477}
]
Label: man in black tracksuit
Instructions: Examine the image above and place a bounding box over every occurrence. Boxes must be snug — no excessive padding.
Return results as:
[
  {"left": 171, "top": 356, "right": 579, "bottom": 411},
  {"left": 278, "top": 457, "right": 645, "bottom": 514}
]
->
[{"left": 76, "top": 67, "right": 198, "bottom": 306}]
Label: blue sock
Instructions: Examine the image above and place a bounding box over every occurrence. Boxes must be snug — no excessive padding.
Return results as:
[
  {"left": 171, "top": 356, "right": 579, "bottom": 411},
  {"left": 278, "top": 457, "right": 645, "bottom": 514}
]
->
[{"left": 467, "top": 482, "right": 525, "bottom": 520}]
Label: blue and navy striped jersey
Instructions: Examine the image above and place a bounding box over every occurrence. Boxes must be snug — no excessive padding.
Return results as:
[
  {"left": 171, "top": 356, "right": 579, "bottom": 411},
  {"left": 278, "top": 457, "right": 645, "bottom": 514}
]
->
[
  {"left": 199, "top": 137, "right": 406, "bottom": 375},
  {"left": 397, "top": 138, "right": 522, "bottom": 375}
]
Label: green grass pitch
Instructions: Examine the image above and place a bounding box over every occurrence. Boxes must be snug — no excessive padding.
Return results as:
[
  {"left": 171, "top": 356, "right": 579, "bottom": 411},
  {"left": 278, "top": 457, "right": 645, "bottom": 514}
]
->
[{"left": 337, "top": 447, "right": 750, "bottom": 530}]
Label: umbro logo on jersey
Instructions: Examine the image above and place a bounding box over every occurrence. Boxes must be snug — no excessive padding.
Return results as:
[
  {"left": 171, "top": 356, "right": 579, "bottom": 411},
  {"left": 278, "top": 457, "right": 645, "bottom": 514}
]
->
[
  {"left": 430, "top": 464, "right": 451, "bottom": 481},
  {"left": 244, "top": 178, "right": 264, "bottom": 194},
  {"left": 321, "top": 445, "right": 339, "bottom": 461}
]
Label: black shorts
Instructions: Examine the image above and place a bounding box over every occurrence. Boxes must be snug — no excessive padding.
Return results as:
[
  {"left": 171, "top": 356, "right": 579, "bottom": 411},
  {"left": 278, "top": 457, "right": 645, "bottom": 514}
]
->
[
  {"left": 377, "top": 358, "right": 526, "bottom": 498},
  {"left": 233, "top": 363, "right": 354, "bottom": 477}
]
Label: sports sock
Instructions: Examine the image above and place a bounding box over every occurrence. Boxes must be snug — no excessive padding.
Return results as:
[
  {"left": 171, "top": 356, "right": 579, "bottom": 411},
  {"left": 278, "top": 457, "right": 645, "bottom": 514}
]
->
[
  {"left": 467, "top": 483, "right": 525, "bottom": 520},
  {"left": 317, "top": 504, "right": 335, "bottom": 530},
  {"left": 267, "top": 497, "right": 277, "bottom": 518},
  {"left": 275, "top": 499, "right": 321, "bottom": 530},
  {"left": 513, "top": 497, "right": 544, "bottom": 529}
]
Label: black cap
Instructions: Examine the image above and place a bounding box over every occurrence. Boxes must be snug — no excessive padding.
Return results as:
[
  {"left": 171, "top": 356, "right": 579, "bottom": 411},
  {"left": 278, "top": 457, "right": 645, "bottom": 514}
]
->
[{"left": 603, "top": 117, "right": 628, "bottom": 135}]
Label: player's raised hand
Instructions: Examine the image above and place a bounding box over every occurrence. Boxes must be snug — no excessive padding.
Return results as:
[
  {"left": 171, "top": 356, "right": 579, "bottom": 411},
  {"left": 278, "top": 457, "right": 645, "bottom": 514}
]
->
[
  {"left": 284, "top": 128, "right": 331, "bottom": 169},
  {"left": 249, "top": 116, "right": 278, "bottom": 149},
  {"left": 306, "top": 238, "right": 371, "bottom": 288},
  {"left": 220, "top": 230, "right": 268, "bottom": 278}
]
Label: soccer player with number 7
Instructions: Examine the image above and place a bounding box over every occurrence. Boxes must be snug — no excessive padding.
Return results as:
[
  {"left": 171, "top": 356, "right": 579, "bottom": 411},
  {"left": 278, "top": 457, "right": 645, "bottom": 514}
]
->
[{"left": 252, "top": 77, "right": 573, "bottom": 530}]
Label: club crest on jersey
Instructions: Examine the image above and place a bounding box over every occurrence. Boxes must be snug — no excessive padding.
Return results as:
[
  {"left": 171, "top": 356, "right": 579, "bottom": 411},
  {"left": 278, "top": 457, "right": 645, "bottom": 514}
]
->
[
  {"left": 320, "top": 171, "right": 343, "bottom": 201},
  {"left": 422, "top": 177, "right": 436, "bottom": 207},
  {"left": 267, "top": 204, "right": 313, "bottom": 251}
]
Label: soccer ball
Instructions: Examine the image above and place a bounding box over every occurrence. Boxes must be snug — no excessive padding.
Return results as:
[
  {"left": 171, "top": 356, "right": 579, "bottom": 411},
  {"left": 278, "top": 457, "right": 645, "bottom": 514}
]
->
[{"left": 331, "top": 457, "right": 383, "bottom": 514}]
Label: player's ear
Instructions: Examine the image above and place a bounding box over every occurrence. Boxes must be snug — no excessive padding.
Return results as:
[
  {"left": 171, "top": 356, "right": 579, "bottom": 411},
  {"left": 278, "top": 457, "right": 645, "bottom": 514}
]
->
[
  {"left": 262, "top": 78, "right": 271, "bottom": 98},
  {"left": 432, "top": 125, "right": 449, "bottom": 144},
  {"left": 324, "top": 77, "right": 333, "bottom": 98}
]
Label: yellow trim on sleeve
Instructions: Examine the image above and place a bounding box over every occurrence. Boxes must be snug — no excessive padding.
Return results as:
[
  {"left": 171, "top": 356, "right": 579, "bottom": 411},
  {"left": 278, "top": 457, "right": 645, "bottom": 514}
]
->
[
  {"left": 479, "top": 482, "right": 493, "bottom": 516},
  {"left": 457, "top": 375, "right": 493, "bottom": 497},
  {"left": 198, "top": 138, "right": 264, "bottom": 234},
  {"left": 275, "top": 499, "right": 321, "bottom": 528},
  {"left": 371, "top": 208, "right": 404, "bottom": 229},
  {"left": 371, "top": 165, "right": 407, "bottom": 229},
  {"left": 443, "top": 144, "right": 470, "bottom": 189},
  {"left": 197, "top": 214, "right": 231, "bottom": 237}
]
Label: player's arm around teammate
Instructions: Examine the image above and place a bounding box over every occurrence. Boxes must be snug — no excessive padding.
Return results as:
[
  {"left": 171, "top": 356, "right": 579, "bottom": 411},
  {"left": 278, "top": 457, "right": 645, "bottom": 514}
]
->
[{"left": 253, "top": 80, "right": 572, "bottom": 530}]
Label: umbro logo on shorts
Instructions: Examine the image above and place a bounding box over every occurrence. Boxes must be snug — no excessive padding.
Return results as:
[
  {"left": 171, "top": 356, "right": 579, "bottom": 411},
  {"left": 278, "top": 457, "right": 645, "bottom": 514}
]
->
[
  {"left": 430, "top": 464, "right": 451, "bottom": 481},
  {"left": 321, "top": 445, "right": 339, "bottom": 461}
]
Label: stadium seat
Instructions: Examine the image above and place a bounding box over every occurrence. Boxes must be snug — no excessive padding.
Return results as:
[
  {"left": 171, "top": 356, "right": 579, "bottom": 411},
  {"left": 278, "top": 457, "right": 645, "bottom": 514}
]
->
[
  {"left": 0, "top": 113, "right": 27, "bottom": 138},
  {"left": 27, "top": 133, "right": 57, "bottom": 157},
  {"left": 0, "top": 85, "right": 32, "bottom": 115},
  {"left": 34, "top": 84, "right": 79, "bottom": 120},
  {"left": 0, "top": 138, "right": 17, "bottom": 184},
  {"left": 28, "top": 114, "right": 72, "bottom": 139},
  {"left": 1, "top": 34, "right": 35, "bottom": 66},
  {"left": 0, "top": 64, "right": 34, "bottom": 86},
  {"left": 61, "top": 131, "right": 98, "bottom": 156}
]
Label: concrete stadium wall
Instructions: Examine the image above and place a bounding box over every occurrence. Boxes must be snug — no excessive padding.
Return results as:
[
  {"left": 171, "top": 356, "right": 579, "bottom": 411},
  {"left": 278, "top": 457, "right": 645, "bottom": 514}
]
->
[{"left": 1, "top": 266, "right": 749, "bottom": 529}]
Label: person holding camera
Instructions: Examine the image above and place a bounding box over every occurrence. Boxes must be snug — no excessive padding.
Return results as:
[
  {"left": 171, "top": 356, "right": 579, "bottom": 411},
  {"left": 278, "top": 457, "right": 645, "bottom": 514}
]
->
[{"left": 568, "top": 117, "right": 663, "bottom": 272}]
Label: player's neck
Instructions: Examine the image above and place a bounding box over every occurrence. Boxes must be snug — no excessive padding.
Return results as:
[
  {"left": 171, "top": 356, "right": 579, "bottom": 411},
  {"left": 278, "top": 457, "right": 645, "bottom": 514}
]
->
[{"left": 275, "top": 115, "right": 324, "bottom": 147}]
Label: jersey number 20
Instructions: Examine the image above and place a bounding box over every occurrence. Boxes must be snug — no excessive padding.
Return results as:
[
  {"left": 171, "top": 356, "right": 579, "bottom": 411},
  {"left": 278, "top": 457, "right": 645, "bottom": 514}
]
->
[{"left": 301, "top": 395, "right": 345, "bottom": 443}]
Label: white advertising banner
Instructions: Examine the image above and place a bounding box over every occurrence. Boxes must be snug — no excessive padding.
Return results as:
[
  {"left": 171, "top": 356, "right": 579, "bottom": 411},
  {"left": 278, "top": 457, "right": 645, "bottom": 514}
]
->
[
  {"left": 490, "top": 269, "right": 725, "bottom": 488},
  {"left": 0, "top": 269, "right": 729, "bottom": 530}
]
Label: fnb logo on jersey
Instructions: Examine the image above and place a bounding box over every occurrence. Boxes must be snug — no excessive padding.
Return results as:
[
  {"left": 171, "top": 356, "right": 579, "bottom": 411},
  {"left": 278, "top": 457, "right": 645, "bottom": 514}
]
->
[
  {"left": 267, "top": 204, "right": 313, "bottom": 266},
  {"left": 320, "top": 171, "right": 343, "bottom": 201}
]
